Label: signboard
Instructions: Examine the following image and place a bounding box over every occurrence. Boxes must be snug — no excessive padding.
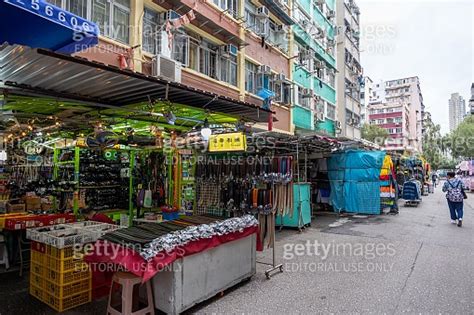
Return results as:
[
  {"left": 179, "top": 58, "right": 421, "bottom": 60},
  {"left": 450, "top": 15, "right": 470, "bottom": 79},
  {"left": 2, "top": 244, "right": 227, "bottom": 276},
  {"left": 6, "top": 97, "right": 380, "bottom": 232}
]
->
[{"left": 208, "top": 133, "right": 247, "bottom": 152}]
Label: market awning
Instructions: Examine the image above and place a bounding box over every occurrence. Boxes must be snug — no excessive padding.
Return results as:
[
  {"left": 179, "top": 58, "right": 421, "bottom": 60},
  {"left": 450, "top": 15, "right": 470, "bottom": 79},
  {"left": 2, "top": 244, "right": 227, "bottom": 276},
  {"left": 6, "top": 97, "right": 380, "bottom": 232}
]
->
[
  {"left": 0, "top": 45, "right": 271, "bottom": 123},
  {"left": 0, "top": 0, "right": 99, "bottom": 54}
]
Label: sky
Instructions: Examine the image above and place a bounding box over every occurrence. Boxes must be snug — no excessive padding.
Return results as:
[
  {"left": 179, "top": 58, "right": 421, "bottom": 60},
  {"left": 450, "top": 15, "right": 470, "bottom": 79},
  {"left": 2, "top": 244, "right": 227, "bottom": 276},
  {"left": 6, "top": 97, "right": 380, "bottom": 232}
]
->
[{"left": 358, "top": 0, "right": 474, "bottom": 134}]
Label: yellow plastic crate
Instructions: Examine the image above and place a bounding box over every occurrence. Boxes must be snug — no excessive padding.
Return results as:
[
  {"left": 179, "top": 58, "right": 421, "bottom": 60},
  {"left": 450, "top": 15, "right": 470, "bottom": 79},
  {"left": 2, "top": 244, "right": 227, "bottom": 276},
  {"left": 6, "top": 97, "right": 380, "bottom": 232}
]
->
[
  {"left": 30, "top": 271, "right": 44, "bottom": 288},
  {"left": 43, "top": 278, "right": 91, "bottom": 299},
  {"left": 30, "top": 283, "right": 44, "bottom": 301},
  {"left": 46, "top": 246, "right": 75, "bottom": 260},
  {"left": 43, "top": 289, "right": 91, "bottom": 312},
  {"left": 31, "top": 250, "right": 46, "bottom": 266},
  {"left": 46, "top": 256, "right": 85, "bottom": 273},
  {"left": 45, "top": 264, "right": 90, "bottom": 286},
  {"left": 30, "top": 261, "right": 44, "bottom": 276}
]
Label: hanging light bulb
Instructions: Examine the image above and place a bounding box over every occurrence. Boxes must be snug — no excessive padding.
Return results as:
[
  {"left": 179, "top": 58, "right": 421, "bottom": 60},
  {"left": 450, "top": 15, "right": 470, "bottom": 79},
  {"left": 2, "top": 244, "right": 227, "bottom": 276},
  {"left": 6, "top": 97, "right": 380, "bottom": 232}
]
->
[{"left": 200, "top": 118, "right": 212, "bottom": 141}]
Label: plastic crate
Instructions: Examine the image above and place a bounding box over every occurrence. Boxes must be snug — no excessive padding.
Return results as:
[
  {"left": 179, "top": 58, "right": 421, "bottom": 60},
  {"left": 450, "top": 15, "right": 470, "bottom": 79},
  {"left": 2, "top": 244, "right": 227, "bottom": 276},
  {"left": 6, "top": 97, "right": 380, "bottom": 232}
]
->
[
  {"left": 43, "top": 289, "right": 91, "bottom": 312},
  {"left": 31, "top": 250, "right": 46, "bottom": 266},
  {"left": 30, "top": 272, "right": 44, "bottom": 288},
  {"left": 46, "top": 256, "right": 84, "bottom": 273},
  {"left": 45, "top": 264, "right": 90, "bottom": 286},
  {"left": 30, "top": 284, "right": 44, "bottom": 301},
  {"left": 43, "top": 278, "right": 91, "bottom": 299},
  {"left": 27, "top": 222, "right": 121, "bottom": 248},
  {"left": 30, "top": 261, "right": 44, "bottom": 276},
  {"left": 47, "top": 246, "right": 75, "bottom": 260}
]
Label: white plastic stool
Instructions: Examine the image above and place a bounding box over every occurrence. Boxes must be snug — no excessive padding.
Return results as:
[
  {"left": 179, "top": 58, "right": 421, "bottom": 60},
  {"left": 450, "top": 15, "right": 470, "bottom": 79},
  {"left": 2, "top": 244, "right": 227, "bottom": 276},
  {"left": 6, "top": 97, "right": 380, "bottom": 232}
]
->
[
  {"left": 0, "top": 235, "right": 9, "bottom": 270},
  {"left": 107, "top": 271, "right": 154, "bottom": 315}
]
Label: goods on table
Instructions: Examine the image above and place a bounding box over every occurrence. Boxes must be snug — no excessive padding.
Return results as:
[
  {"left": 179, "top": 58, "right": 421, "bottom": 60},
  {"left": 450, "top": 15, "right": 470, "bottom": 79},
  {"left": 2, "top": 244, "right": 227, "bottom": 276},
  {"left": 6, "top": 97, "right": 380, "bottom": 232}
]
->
[{"left": 100, "top": 214, "right": 258, "bottom": 261}]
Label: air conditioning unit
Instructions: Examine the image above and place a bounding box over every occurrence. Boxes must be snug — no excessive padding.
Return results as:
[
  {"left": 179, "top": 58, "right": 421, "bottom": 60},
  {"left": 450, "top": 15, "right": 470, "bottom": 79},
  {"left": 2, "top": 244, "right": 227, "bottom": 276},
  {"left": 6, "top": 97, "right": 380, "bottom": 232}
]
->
[
  {"left": 327, "top": 38, "right": 335, "bottom": 46},
  {"left": 313, "top": 95, "right": 321, "bottom": 102},
  {"left": 276, "top": 73, "right": 286, "bottom": 81},
  {"left": 326, "top": 10, "right": 335, "bottom": 19},
  {"left": 314, "top": 112, "right": 325, "bottom": 122},
  {"left": 259, "top": 65, "right": 272, "bottom": 74},
  {"left": 220, "top": 44, "right": 238, "bottom": 57},
  {"left": 162, "top": 10, "right": 180, "bottom": 21},
  {"left": 335, "top": 120, "right": 342, "bottom": 129},
  {"left": 153, "top": 55, "right": 182, "bottom": 83},
  {"left": 257, "top": 6, "right": 270, "bottom": 17}
]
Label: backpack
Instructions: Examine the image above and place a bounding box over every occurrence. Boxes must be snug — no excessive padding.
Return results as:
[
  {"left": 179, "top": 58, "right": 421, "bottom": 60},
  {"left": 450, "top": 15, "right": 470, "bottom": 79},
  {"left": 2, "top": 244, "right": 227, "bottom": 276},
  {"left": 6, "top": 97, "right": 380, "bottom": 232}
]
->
[{"left": 446, "top": 181, "right": 464, "bottom": 203}]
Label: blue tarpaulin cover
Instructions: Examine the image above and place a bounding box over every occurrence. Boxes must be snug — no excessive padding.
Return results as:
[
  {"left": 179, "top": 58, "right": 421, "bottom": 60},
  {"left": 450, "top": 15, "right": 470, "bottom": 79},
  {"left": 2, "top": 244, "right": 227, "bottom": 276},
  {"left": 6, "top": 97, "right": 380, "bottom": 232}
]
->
[
  {"left": 328, "top": 150, "right": 386, "bottom": 214},
  {"left": 0, "top": 0, "right": 99, "bottom": 54}
]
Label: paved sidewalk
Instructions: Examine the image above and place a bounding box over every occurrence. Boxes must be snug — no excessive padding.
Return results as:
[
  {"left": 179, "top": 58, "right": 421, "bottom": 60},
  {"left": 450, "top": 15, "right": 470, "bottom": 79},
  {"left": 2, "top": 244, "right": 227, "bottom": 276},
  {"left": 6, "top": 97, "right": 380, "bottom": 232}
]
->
[{"left": 193, "top": 186, "right": 474, "bottom": 314}]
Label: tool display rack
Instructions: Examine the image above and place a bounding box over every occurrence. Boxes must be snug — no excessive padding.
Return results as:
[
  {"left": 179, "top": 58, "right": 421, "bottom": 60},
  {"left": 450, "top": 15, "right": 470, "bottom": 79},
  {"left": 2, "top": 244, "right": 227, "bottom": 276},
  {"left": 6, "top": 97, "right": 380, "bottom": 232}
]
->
[{"left": 52, "top": 147, "right": 137, "bottom": 226}]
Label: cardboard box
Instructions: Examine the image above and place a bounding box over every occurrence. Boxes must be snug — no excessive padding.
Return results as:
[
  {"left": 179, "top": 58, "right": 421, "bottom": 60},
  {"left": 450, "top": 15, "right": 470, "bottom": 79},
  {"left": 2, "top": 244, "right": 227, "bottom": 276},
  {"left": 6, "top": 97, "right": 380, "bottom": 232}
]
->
[
  {"left": 7, "top": 203, "right": 26, "bottom": 213},
  {"left": 25, "top": 196, "right": 41, "bottom": 211},
  {"left": 41, "top": 203, "right": 53, "bottom": 211}
]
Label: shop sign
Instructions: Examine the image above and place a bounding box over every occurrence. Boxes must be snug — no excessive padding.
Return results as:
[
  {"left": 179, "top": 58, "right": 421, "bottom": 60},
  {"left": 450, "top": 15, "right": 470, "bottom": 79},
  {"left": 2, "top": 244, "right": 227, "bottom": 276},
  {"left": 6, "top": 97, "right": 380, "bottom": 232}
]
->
[{"left": 208, "top": 133, "right": 247, "bottom": 152}]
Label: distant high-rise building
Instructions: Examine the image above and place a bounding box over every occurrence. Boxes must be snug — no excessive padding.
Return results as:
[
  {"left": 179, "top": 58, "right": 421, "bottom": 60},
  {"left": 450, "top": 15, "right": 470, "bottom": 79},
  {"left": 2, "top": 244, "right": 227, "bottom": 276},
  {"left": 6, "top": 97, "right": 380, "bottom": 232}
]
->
[
  {"left": 336, "top": 0, "right": 362, "bottom": 139},
  {"left": 360, "top": 76, "right": 374, "bottom": 124},
  {"left": 469, "top": 83, "right": 474, "bottom": 115},
  {"left": 449, "top": 93, "right": 466, "bottom": 131},
  {"left": 367, "top": 76, "right": 425, "bottom": 153}
]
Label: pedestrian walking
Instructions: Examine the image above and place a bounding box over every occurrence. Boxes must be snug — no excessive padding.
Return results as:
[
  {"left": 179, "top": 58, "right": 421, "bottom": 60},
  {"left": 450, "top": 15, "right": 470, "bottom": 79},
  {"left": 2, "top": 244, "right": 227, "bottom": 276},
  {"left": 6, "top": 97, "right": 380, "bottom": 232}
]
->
[
  {"left": 431, "top": 172, "right": 438, "bottom": 188},
  {"left": 442, "top": 171, "right": 467, "bottom": 227}
]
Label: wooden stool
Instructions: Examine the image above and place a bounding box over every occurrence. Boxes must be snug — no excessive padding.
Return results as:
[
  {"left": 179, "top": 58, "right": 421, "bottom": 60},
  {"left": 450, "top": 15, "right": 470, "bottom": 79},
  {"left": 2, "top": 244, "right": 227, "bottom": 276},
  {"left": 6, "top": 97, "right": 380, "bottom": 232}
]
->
[{"left": 107, "top": 271, "right": 155, "bottom": 315}]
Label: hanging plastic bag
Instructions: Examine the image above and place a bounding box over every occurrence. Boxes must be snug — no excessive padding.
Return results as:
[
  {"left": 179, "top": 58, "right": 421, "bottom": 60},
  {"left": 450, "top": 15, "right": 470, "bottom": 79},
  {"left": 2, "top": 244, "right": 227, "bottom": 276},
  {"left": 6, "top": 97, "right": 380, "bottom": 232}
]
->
[{"left": 144, "top": 183, "right": 153, "bottom": 208}]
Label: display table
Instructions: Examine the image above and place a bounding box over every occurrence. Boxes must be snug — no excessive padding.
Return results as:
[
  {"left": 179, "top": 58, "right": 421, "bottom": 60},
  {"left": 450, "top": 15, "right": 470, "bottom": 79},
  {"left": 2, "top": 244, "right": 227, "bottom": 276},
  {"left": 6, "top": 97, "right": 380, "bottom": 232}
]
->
[{"left": 151, "top": 233, "right": 256, "bottom": 315}]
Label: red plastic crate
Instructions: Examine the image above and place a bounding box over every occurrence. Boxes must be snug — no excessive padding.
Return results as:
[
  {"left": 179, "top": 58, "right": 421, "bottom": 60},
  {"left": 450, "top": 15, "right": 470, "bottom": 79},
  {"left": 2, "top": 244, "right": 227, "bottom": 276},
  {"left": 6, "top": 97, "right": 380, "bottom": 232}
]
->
[{"left": 4, "top": 214, "right": 76, "bottom": 230}]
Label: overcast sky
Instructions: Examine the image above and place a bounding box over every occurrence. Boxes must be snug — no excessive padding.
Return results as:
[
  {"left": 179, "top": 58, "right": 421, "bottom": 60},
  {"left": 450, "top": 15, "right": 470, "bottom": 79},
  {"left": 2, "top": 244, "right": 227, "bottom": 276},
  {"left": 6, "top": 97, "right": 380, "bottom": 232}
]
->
[{"left": 358, "top": 0, "right": 474, "bottom": 134}]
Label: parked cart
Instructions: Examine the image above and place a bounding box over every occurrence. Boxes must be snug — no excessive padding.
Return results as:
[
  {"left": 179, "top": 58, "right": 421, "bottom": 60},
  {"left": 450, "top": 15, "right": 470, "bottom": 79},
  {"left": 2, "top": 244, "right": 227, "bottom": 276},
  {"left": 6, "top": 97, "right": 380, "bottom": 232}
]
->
[{"left": 402, "top": 180, "right": 422, "bottom": 207}]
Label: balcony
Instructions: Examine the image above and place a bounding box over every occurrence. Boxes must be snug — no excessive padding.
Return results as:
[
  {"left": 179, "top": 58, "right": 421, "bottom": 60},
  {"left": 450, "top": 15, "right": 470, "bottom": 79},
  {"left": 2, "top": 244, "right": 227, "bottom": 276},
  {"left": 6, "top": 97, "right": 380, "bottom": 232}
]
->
[
  {"left": 293, "top": 24, "right": 336, "bottom": 68},
  {"left": 293, "top": 64, "right": 312, "bottom": 89},
  {"left": 155, "top": 0, "right": 244, "bottom": 47},
  {"left": 313, "top": 78, "right": 336, "bottom": 104},
  {"left": 293, "top": 105, "right": 313, "bottom": 130}
]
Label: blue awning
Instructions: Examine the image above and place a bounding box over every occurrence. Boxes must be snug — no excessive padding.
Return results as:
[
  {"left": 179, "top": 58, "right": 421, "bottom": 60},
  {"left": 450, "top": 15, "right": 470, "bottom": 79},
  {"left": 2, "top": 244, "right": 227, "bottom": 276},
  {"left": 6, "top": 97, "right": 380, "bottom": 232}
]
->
[{"left": 0, "top": 0, "right": 99, "bottom": 54}]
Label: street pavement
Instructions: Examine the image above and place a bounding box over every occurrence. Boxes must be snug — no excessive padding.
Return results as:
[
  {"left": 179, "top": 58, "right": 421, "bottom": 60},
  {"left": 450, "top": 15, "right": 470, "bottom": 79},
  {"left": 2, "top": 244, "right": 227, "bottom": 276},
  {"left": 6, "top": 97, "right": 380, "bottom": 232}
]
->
[
  {"left": 192, "top": 184, "right": 474, "bottom": 314},
  {"left": 0, "top": 184, "right": 472, "bottom": 314}
]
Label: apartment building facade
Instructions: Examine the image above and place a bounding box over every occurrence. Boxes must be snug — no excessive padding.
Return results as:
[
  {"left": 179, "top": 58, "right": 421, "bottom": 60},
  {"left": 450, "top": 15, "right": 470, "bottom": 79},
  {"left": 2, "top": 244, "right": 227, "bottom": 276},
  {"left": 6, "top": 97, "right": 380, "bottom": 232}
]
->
[
  {"left": 359, "top": 76, "right": 373, "bottom": 124},
  {"left": 469, "top": 83, "right": 474, "bottom": 115},
  {"left": 448, "top": 92, "right": 466, "bottom": 131},
  {"left": 291, "top": 0, "right": 338, "bottom": 136},
  {"left": 42, "top": 0, "right": 340, "bottom": 136},
  {"left": 368, "top": 76, "right": 425, "bottom": 153},
  {"left": 335, "top": 0, "right": 362, "bottom": 139}
]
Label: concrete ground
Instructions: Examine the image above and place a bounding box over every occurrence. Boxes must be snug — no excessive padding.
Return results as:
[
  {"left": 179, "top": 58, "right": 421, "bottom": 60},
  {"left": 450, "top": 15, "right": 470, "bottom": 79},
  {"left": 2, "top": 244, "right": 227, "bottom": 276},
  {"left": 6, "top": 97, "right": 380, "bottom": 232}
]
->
[{"left": 0, "top": 184, "right": 472, "bottom": 314}]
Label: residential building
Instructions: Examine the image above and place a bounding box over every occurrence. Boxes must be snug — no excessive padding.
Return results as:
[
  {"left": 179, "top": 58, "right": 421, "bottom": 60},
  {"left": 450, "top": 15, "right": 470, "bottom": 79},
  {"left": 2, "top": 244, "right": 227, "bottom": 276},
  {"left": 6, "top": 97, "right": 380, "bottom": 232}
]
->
[
  {"left": 448, "top": 93, "right": 466, "bottom": 131},
  {"left": 359, "top": 76, "right": 373, "bottom": 124},
  {"left": 291, "top": 0, "right": 338, "bottom": 136},
  {"left": 469, "top": 83, "right": 474, "bottom": 115},
  {"left": 336, "top": 0, "right": 362, "bottom": 139},
  {"left": 41, "top": 0, "right": 343, "bottom": 136},
  {"left": 44, "top": 0, "right": 297, "bottom": 134},
  {"left": 368, "top": 76, "right": 425, "bottom": 153}
]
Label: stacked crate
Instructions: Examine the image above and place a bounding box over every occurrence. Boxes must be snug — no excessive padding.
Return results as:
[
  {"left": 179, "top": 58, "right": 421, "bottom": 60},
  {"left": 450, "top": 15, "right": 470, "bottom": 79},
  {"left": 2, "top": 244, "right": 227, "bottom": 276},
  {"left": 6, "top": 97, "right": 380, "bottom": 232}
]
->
[
  {"left": 30, "top": 242, "right": 91, "bottom": 312},
  {"left": 27, "top": 222, "right": 121, "bottom": 312}
]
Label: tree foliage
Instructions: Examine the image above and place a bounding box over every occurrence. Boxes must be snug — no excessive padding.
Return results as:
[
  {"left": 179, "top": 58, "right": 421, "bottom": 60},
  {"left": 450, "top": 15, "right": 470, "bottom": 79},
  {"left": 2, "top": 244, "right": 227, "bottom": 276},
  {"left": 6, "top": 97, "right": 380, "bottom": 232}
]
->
[
  {"left": 361, "top": 123, "right": 388, "bottom": 144},
  {"left": 449, "top": 115, "right": 474, "bottom": 159},
  {"left": 422, "top": 117, "right": 444, "bottom": 169}
]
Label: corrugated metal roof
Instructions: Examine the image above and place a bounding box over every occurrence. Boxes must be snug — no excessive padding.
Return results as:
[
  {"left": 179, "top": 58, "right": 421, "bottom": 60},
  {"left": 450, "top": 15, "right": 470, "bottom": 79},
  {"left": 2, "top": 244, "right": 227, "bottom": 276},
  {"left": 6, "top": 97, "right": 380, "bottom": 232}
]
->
[{"left": 0, "top": 44, "right": 270, "bottom": 123}]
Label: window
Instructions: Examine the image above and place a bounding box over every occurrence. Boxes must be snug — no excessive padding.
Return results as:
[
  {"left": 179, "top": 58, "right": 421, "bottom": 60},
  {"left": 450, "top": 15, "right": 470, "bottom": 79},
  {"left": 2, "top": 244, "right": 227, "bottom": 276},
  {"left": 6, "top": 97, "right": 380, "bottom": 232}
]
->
[
  {"left": 173, "top": 32, "right": 189, "bottom": 65},
  {"left": 326, "top": 104, "right": 336, "bottom": 120},
  {"left": 268, "top": 20, "right": 288, "bottom": 52},
  {"left": 396, "top": 128, "right": 402, "bottom": 133},
  {"left": 219, "top": 54, "right": 238, "bottom": 86},
  {"left": 296, "top": 43, "right": 312, "bottom": 70},
  {"left": 269, "top": 77, "right": 291, "bottom": 104},
  {"left": 198, "top": 40, "right": 218, "bottom": 79},
  {"left": 214, "top": 0, "right": 238, "bottom": 18},
  {"left": 377, "top": 119, "right": 384, "bottom": 124},
  {"left": 245, "top": 61, "right": 263, "bottom": 94},
  {"left": 386, "top": 118, "right": 394, "bottom": 123},
  {"left": 142, "top": 8, "right": 161, "bottom": 54},
  {"left": 245, "top": 1, "right": 267, "bottom": 35},
  {"left": 297, "top": 86, "right": 311, "bottom": 108}
]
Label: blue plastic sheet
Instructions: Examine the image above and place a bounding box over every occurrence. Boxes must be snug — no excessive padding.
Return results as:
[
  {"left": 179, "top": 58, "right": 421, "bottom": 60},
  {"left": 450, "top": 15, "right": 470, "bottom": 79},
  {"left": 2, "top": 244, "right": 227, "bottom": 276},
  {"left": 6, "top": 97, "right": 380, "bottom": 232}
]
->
[{"left": 328, "top": 150, "right": 386, "bottom": 214}]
